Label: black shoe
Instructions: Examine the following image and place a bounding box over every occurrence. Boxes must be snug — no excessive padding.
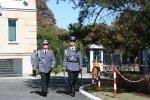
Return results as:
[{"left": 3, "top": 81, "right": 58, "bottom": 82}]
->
[
  {"left": 42, "top": 91, "right": 47, "bottom": 97},
  {"left": 68, "top": 88, "right": 73, "bottom": 94},
  {"left": 70, "top": 90, "right": 75, "bottom": 97},
  {"left": 43, "top": 92, "right": 47, "bottom": 97}
]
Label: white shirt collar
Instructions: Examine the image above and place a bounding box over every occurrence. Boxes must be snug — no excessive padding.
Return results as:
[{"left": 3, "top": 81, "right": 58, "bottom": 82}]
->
[
  {"left": 70, "top": 46, "right": 75, "bottom": 50},
  {"left": 43, "top": 49, "right": 48, "bottom": 52}
]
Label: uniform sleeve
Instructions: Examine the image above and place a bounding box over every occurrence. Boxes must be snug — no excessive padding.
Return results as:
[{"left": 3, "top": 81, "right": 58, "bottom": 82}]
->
[
  {"left": 63, "top": 50, "right": 67, "bottom": 70},
  {"left": 50, "top": 51, "right": 56, "bottom": 68},
  {"left": 79, "top": 51, "right": 83, "bottom": 70},
  {"left": 31, "top": 51, "right": 39, "bottom": 70}
]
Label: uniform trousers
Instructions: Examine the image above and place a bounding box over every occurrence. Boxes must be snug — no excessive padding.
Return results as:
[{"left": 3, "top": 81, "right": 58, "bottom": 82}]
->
[
  {"left": 40, "top": 72, "right": 50, "bottom": 93},
  {"left": 68, "top": 70, "right": 79, "bottom": 92}
]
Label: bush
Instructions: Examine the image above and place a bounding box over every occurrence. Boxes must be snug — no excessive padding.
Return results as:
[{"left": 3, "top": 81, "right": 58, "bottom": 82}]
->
[
  {"left": 53, "top": 65, "right": 62, "bottom": 75},
  {"left": 117, "top": 71, "right": 150, "bottom": 95}
]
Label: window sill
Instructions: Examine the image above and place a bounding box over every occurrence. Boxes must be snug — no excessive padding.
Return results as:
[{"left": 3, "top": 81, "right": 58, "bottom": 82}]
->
[{"left": 8, "top": 42, "right": 19, "bottom": 45}]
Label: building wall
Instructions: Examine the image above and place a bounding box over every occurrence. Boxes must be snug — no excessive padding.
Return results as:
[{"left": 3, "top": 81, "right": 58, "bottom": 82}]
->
[{"left": 0, "top": 0, "right": 37, "bottom": 75}]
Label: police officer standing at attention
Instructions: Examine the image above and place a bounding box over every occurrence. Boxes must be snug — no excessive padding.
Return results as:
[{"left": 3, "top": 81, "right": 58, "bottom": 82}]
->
[
  {"left": 31, "top": 39, "right": 56, "bottom": 97},
  {"left": 63, "top": 36, "right": 82, "bottom": 97}
]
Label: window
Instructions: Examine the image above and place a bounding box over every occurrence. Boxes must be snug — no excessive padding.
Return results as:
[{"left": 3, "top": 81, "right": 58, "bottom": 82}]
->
[{"left": 8, "top": 19, "right": 17, "bottom": 41}]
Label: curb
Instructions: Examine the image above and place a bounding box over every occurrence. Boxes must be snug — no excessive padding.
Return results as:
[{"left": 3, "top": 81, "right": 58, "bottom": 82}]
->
[{"left": 79, "top": 84, "right": 102, "bottom": 100}]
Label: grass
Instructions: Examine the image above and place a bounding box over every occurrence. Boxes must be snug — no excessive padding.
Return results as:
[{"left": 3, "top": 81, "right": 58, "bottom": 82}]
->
[{"left": 86, "top": 80, "right": 150, "bottom": 100}]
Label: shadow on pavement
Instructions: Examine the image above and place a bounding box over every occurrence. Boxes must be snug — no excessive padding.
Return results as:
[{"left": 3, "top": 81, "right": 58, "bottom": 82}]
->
[
  {"left": 24, "top": 76, "right": 91, "bottom": 96},
  {"left": 55, "top": 90, "right": 70, "bottom": 95},
  {"left": 30, "top": 90, "right": 44, "bottom": 96}
]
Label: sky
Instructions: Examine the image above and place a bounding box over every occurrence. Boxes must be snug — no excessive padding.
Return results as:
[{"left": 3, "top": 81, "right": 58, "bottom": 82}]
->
[
  {"left": 47, "top": 1, "right": 80, "bottom": 29},
  {"left": 47, "top": 0, "right": 118, "bottom": 29}
]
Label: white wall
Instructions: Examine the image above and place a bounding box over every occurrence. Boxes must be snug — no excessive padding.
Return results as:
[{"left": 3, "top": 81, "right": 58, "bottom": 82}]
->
[
  {"left": 0, "top": 0, "right": 36, "bottom": 10},
  {"left": 0, "top": 0, "right": 36, "bottom": 75},
  {"left": 22, "top": 56, "right": 32, "bottom": 75}
]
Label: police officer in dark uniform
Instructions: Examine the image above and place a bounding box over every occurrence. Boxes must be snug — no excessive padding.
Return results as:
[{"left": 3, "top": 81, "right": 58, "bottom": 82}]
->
[
  {"left": 63, "top": 36, "right": 82, "bottom": 97},
  {"left": 31, "top": 39, "right": 56, "bottom": 97}
]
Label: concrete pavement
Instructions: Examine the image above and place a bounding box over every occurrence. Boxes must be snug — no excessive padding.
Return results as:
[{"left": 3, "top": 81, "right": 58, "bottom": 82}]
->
[{"left": 0, "top": 76, "right": 91, "bottom": 100}]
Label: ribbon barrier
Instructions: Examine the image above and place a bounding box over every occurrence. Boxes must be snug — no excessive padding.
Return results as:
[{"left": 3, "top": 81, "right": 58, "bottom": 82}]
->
[
  {"left": 111, "top": 65, "right": 150, "bottom": 98},
  {"left": 90, "top": 64, "right": 150, "bottom": 98},
  {"left": 116, "top": 68, "right": 150, "bottom": 83}
]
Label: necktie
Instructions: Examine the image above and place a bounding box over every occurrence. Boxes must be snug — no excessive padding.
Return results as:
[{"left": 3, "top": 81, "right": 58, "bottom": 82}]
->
[
  {"left": 72, "top": 47, "right": 75, "bottom": 52},
  {"left": 45, "top": 49, "right": 46, "bottom": 54}
]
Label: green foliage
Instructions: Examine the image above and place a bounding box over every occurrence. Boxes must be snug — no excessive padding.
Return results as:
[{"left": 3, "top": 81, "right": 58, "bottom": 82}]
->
[
  {"left": 53, "top": 64, "right": 63, "bottom": 74},
  {"left": 68, "top": 23, "right": 106, "bottom": 45},
  {"left": 57, "top": 28, "right": 70, "bottom": 41},
  {"left": 37, "top": 24, "right": 68, "bottom": 65},
  {"left": 68, "top": 23, "right": 118, "bottom": 54},
  {"left": 114, "top": 7, "right": 150, "bottom": 62},
  {"left": 38, "top": 0, "right": 149, "bottom": 65}
]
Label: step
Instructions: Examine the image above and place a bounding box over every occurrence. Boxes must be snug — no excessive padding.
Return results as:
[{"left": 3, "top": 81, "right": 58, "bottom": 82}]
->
[
  {"left": 0, "top": 67, "right": 12, "bottom": 69},
  {"left": 0, "top": 71, "right": 15, "bottom": 74},
  {"left": 0, "top": 69, "right": 13, "bottom": 72},
  {"left": 0, "top": 61, "right": 12, "bottom": 63},
  {"left": 0, "top": 73, "right": 22, "bottom": 77},
  {"left": 0, "top": 62, "right": 12, "bottom": 64},
  {"left": 0, "top": 65, "right": 13, "bottom": 67},
  {"left": 0, "top": 71, "right": 22, "bottom": 77},
  {"left": 0, "top": 67, "right": 13, "bottom": 69},
  {"left": 0, "top": 65, "right": 13, "bottom": 68},
  {"left": 0, "top": 62, "right": 12, "bottom": 65},
  {"left": 0, "top": 63, "right": 12, "bottom": 66}
]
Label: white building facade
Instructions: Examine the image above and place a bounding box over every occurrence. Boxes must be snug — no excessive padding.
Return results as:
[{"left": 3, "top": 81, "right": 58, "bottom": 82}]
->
[{"left": 0, "top": 0, "right": 37, "bottom": 76}]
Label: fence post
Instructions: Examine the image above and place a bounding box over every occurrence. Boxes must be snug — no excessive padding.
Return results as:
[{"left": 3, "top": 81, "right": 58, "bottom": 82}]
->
[{"left": 113, "top": 66, "right": 117, "bottom": 97}]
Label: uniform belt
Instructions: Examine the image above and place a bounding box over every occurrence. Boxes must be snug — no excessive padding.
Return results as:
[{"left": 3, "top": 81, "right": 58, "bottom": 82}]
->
[{"left": 68, "top": 61, "right": 79, "bottom": 63}]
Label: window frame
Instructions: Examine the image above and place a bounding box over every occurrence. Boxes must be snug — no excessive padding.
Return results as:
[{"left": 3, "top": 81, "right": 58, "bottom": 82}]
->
[
  {"left": 8, "top": 18, "right": 18, "bottom": 44},
  {"left": 0, "top": 3, "right": 2, "bottom": 16}
]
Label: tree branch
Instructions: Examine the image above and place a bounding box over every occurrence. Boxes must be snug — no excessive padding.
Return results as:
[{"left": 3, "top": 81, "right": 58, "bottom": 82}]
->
[{"left": 93, "top": 7, "right": 104, "bottom": 25}]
